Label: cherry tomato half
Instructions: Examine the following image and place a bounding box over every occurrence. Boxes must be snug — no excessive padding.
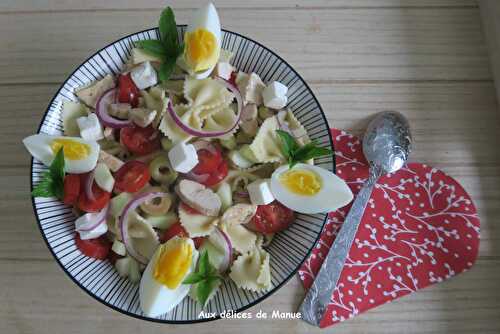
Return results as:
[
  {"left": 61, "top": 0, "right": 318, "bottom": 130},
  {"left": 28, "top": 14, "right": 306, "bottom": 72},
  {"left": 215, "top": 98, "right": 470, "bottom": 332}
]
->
[
  {"left": 120, "top": 125, "right": 161, "bottom": 156},
  {"left": 63, "top": 174, "right": 81, "bottom": 205},
  {"left": 77, "top": 181, "right": 111, "bottom": 213},
  {"left": 114, "top": 160, "right": 151, "bottom": 193},
  {"left": 160, "top": 221, "right": 204, "bottom": 249},
  {"left": 192, "top": 148, "right": 223, "bottom": 175},
  {"left": 202, "top": 159, "right": 228, "bottom": 187},
  {"left": 118, "top": 73, "right": 140, "bottom": 108},
  {"left": 246, "top": 201, "right": 295, "bottom": 234},
  {"left": 75, "top": 234, "right": 111, "bottom": 260}
]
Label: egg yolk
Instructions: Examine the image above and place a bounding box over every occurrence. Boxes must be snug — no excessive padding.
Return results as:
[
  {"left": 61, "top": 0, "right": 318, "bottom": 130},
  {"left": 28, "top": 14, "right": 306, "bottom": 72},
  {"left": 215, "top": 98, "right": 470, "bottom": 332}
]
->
[
  {"left": 50, "top": 139, "right": 90, "bottom": 160},
  {"left": 153, "top": 239, "right": 193, "bottom": 289},
  {"left": 184, "top": 28, "right": 219, "bottom": 72},
  {"left": 279, "top": 169, "right": 322, "bottom": 196}
]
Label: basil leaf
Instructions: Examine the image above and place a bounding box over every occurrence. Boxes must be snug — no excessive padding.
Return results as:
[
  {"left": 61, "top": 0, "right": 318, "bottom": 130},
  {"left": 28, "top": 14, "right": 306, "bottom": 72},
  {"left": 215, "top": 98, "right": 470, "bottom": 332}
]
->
[
  {"left": 159, "top": 7, "right": 180, "bottom": 57},
  {"left": 32, "top": 172, "right": 55, "bottom": 197},
  {"left": 182, "top": 272, "right": 205, "bottom": 284},
  {"left": 276, "top": 130, "right": 299, "bottom": 157},
  {"left": 134, "top": 40, "right": 167, "bottom": 57},
  {"left": 196, "top": 276, "right": 220, "bottom": 306},
  {"left": 158, "top": 56, "right": 176, "bottom": 82},
  {"left": 197, "top": 250, "right": 210, "bottom": 276},
  {"left": 32, "top": 148, "right": 66, "bottom": 199},
  {"left": 294, "top": 144, "right": 333, "bottom": 163}
]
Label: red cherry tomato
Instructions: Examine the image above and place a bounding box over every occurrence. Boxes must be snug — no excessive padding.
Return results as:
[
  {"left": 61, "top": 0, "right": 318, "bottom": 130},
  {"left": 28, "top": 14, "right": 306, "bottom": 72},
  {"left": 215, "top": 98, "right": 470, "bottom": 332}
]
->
[
  {"left": 202, "top": 159, "right": 228, "bottom": 187},
  {"left": 63, "top": 174, "right": 81, "bottom": 205},
  {"left": 160, "top": 222, "right": 187, "bottom": 243},
  {"left": 246, "top": 201, "right": 295, "bottom": 234},
  {"left": 75, "top": 234, "right": 111, "bottom": 260},
  {"left": 114, "top": 160, "right": 151, "bottom": 193},
  {"left": 192, "top": 148, "right": 223, "bottom": 175},
  {"left": 118, "top": 73, "right": 140, "bottom": 107},
  {"left": 120, "top": 125, "right": 161, "bottom": 156},
  {"left": 159, "top": 221, "right": 205, "bottom": 249},
  {"left": 77, "top": 182, "right": 111, "bottom": 213}
]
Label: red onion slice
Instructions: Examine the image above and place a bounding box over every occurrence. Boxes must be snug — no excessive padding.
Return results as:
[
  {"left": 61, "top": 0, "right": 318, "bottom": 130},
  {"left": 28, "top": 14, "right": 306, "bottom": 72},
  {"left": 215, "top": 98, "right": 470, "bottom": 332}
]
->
[
  {"left": 84, "top": 170, "right": 96, "bottom": 202},
  {"left": 76, "top": 205, "right": 109, "bottom": 232},
  {"left": 166, "top": 78, "right": 243, "bottom": 137},
  {"left": 185, "top": 170, "right": 210, "bottom": 183},
  {"left": 208, "top": 227, "right": 233, "bottom": 272},
  {"left": 96, "top": 88, "right": 133, "bottom": 129},
  {"left": 119, "top": 191, "right": 165, "bottom": 265}
]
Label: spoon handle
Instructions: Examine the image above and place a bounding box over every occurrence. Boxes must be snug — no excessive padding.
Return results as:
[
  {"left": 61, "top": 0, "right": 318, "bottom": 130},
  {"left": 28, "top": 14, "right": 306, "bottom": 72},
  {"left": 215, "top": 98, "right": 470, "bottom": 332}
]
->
[{"left": 299, "top": 165, "right": 381, "bottom": 326}]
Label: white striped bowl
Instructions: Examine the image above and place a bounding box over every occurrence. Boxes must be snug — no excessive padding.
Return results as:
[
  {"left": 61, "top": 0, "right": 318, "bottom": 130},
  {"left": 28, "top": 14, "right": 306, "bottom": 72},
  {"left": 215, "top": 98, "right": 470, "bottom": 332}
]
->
[{"left": 30, "top": 27, "right": 335, "bottom": 323}]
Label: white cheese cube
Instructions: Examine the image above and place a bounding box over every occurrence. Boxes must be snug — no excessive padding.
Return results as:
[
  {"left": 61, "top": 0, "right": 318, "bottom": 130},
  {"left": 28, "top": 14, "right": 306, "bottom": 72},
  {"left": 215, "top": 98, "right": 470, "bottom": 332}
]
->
[
  {"left": 75, "top": 213, "right": 108, "bottom": 240},
  {"left": 76, "top": 113, "right": 104, "bottom": 141},
  {"left": 94, "top": 162, "right": 115, "bottom": 192},
  {"left": 247, "top": 179, "right": 275, "bottom": 205},
  {"left": 214, "top": 62, "right": 234, "bottom": 80},
  {"left": 130, "top": 61, "right": 158, "bottom": 90},
  {"left": 168, "top": 142, "right": 199, "bottom": 173},
  {"left": 262, "top": 81, "right": 288, "bottom": 110}
]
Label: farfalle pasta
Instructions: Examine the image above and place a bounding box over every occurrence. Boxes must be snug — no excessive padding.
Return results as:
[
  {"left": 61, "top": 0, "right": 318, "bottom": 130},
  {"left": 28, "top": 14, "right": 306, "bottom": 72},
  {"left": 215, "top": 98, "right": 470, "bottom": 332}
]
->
[
  {"left": 229, "top": 246, "right": 271, "bottom": 292},
  {"left": 248, "top": 116, "right": 285, "bottom": 163},
  {"left": 179, "top": 204, "right": 218, "bottom": 237}
]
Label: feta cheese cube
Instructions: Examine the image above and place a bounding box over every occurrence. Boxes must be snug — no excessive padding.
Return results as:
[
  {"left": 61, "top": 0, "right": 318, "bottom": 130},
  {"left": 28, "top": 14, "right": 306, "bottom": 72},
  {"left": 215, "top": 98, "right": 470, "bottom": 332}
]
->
[
  {"left": 94, "top": 162, "right": 115, "bottom": 192},
  {"left": 168, "top": 142, "right": 199, "bottom": 173},
  {"left": 247, "top": 179, "right": 275, "bottom": 205},
  {"left": 130, "top": 61, "right": 158, "bottom": 90},
  {"left": 262, "top": 81, "right": 288, "bottom": 110},
  {"left": 214, "top": 62, "right": 235, "bottom": 80},
  {"left": 75, "top": 213, "right": 108, "bottom": 240},
  {"left": 76, "top": 113, "right": 104, "bottom": 141}
]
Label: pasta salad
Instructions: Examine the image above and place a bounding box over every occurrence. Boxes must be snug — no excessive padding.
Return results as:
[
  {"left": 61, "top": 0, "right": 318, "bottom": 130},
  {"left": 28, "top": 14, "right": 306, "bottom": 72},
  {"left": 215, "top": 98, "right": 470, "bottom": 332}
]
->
[{"left": 23, "top": 3, "right": 353, "bottom": 317}]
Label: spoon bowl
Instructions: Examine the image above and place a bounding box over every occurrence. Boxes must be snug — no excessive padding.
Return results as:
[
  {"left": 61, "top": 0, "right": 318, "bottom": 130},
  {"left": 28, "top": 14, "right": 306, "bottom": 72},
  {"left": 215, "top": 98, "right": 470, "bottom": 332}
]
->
[{"left": 363, "top": 111, "right": 412, "bottom": 174}]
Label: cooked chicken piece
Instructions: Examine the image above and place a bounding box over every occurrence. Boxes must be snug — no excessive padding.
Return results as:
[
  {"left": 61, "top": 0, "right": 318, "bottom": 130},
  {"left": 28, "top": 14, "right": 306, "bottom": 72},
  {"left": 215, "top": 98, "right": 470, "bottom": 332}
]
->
[
  {"left": 221, "top": 204, "right": 257, "bottom": 226},
  {"left": 130, "top": 108, "right": 157, "bottom": 128},
  {"left": 241, "top": 103, "right": 258, "bottom": 136},
  {"left": 103, "top": 127, "right": 115, "bottom": 141},
  {"left": 75, "top": 74, "right": 115, "bottom": 108},
  {"left": 98, "top": 150, "right": 124, "bottom": 172},
  {"left": 175, "top": 179, "right": 222, "bottom": 217}
]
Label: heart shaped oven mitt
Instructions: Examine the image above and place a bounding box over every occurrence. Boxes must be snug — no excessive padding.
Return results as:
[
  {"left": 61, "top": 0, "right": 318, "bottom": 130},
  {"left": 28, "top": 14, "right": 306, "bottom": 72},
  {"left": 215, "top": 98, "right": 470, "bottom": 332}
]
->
[{"left": 298, "top": 129, "right": 480, "bottom": 328}]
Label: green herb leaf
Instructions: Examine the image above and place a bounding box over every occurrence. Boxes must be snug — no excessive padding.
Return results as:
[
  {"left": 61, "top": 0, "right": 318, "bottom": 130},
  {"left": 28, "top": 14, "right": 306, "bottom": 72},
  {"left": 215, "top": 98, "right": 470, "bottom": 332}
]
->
[
  {"left": 276, "top": 130, "right": 299, "bottom": 157},
  {"left": 276, "top": 130, "right": 333, "bottom": 168},
  {"left": 182, "top": 272, "right": 206, "bottom": 284},
  {"left": 32, "top": 148, "right": 65, "bottom": 199},
  {"left": 134, "top": 40, "right": 167, "bottom": 57},
  {"left": 198, "top": 250, "right": 210, "bottom": 276},
  {"left": 158, "top": 56, "right": 177, "bottom": 82},
  {"left": 196, "top": 276, "right": 220, "bottom": 306},
  {"left": 159, "top": 7, "right": 181, "bottom": 57}
]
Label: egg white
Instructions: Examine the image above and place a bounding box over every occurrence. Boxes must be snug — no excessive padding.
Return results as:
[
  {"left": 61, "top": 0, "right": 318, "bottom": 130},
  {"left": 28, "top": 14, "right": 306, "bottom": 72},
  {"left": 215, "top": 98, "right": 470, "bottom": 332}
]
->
[
  {"left": 270, "top": 163, "right": 353, "bottom": 214},
  {"left": 186, "top": 2, "right": 221, "bottom": 79},
  {"left": 139, "top": 238, "right": 199, "bottom": 318},
  {"left": 23, "top": 134, "right": 100, "bottom": 174}
]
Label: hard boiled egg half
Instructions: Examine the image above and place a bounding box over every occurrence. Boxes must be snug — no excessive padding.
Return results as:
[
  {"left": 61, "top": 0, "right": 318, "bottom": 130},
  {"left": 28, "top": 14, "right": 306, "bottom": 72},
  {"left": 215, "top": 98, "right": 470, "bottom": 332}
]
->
[
  {"left": 140, "top": 237, "right": 198, "bottom": 317},
  {"left": 182, "top": 2, "right": 221, "bottom": 79},
  {"left": 270, "top": 163, "right": 353, "bottom": 214},
  {"left": 23, "top": 134, "right": 99, "bottom": 173}
]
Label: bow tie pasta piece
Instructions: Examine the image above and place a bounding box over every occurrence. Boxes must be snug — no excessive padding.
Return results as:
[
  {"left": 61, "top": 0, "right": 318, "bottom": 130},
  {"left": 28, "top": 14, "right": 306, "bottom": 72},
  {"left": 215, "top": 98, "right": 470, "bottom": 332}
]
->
[
  {"left": 229, "top": 246, "right": 271, "bottom": 292},
  {"left": 183, "top": 77, "right": 234, "bottom": 119},
  {"left": 248, "top": 116, "right": 285, "bottom": 163},
  {"left": 128, "top": 211, "right": 160, "bottom": 261},
  {"left": 159, "top": 104, "right": 194, "bottom": 143},
  {"left": 179, "top": 204, "right": 219, "bottom": 237},
  {"left": 219, "top": 204, "right": 257, "bottom": 253},
  {"left": 62, "top": 101, "right": 90, "bottom": 136},
  {"left": 235, "top": 72, "right": 265, "bottom": 106},
  {"left": 201, "top": 104, "right": 239, "bottom": 137}
]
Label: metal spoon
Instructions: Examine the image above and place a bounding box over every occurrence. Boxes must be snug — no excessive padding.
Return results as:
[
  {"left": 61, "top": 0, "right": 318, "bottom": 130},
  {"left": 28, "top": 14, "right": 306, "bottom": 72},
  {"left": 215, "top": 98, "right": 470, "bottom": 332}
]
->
[{"left": 299, "top": 111, "right": 412, "bottom": 326}]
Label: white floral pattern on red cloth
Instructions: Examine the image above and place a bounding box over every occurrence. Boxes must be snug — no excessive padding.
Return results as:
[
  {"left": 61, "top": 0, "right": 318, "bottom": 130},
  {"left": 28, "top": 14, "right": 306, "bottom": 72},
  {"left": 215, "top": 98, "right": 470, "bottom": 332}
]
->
[{"left": 298, "top": 129, "right": 480, "bottom": 328}]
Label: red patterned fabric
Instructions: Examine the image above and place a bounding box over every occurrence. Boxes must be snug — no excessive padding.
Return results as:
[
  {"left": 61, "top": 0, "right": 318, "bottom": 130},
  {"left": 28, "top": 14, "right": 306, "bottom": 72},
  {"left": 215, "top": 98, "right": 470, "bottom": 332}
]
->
[{"left": 298, "top": 129, "right": 480, "bottom": 328}]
